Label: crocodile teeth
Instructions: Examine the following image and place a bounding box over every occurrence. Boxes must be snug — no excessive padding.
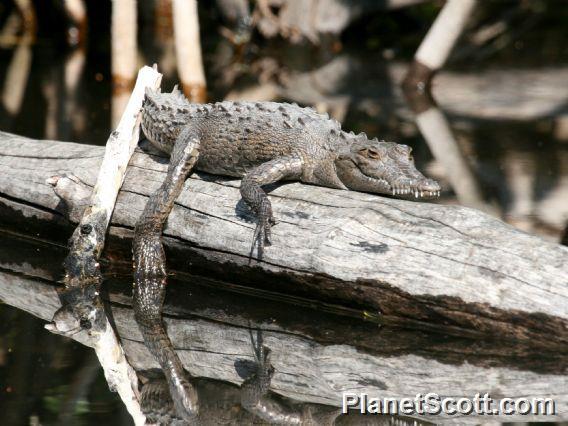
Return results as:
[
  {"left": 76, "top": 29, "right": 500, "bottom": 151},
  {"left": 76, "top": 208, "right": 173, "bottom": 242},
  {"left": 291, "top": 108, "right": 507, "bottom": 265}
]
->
[
  {"left": 392, "top": 188, "right": 395, "bottom": 196},
  {"left": 414, "top": 190, "right": 419, "bottom": 198}
]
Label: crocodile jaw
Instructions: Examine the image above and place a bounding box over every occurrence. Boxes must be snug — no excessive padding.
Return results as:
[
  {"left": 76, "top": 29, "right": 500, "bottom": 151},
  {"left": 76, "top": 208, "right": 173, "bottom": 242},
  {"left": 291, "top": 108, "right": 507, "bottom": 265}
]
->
[{"left": 334, "top": 140, "right": 440, "bottom": 199}]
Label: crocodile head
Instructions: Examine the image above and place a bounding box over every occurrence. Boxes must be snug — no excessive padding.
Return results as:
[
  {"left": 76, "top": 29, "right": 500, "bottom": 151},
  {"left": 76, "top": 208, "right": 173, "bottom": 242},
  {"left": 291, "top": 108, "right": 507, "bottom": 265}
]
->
[{"left": 335, "top": 137, "right": 440, "bottom": 198}]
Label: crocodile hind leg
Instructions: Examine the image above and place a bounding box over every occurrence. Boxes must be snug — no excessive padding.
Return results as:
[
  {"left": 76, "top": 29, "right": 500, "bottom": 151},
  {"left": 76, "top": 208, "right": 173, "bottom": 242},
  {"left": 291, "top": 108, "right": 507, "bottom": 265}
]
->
[
  {"left": 133, "top": 126, "right": 200, "bottom": 421},
  {"left": 240, "top": 156, "right": 304, "bottom": 259}
]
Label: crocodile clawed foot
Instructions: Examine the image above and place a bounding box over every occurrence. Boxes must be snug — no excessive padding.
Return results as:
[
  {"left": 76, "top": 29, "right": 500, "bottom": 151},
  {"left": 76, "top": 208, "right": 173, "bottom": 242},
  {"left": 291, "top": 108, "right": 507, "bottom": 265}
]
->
[
  {"left": 258, "top": 346, "right": 275, "bottom": 383},
  {"left": 249, "top": 328, "right": 274, "bottom": 391},
  {"left": 249, "top": 202, "right": 275, "bottom": 260}
]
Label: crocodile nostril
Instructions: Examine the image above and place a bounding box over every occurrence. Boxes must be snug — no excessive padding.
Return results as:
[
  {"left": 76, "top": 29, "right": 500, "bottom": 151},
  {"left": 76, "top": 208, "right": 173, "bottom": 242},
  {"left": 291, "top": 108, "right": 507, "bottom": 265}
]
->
[
  {"left": 419, "top": 179, "right": 440, "bottom": 192},
  {"left": 79, "top": 318, "right": 92, "bottom": 329}
]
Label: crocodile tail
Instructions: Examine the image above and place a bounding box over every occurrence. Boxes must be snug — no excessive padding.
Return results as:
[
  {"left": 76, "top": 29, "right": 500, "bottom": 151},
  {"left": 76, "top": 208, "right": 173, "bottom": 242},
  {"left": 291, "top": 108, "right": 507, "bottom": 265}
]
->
[{"left": 137, "top": 319, "right": 199, "bottom": 421}]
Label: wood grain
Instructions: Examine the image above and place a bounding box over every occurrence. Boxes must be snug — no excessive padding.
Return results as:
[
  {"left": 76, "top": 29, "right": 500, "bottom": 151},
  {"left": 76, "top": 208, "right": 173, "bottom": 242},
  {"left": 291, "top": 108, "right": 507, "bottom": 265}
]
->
[{"left": 0, "top": 131, "right": 567, "bottom": 349}]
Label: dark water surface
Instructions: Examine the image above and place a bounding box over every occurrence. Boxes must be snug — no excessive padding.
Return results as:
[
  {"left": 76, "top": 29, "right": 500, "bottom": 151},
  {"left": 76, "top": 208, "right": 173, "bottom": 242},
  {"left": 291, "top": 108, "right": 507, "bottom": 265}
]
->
[{"left": 0, "top": 1, "right": 567, "bottom": 424}]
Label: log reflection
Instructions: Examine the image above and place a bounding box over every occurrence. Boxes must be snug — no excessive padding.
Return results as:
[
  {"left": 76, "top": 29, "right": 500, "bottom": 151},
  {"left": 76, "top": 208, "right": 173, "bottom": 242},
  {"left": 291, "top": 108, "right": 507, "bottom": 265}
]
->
[{"left": 0, "top": 231, "right": 566, "bottom": 424}]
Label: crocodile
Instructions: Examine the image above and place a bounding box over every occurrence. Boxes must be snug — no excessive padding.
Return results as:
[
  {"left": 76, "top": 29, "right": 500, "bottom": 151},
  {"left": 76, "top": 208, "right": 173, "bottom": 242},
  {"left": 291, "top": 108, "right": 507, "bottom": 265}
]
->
[
  {"left": 134, "top": 85, "right": 440, "bottom": 421},
  {"left": 139, "top": 332, "right": 342, "bottom": 425}
]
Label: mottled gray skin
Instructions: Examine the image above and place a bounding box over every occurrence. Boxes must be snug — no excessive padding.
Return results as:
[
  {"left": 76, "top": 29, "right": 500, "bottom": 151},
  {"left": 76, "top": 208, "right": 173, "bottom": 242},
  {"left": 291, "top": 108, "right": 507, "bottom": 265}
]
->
[
  {"left": 134, "top": 86, "right": 440, "bottom": 422},
  {"left": 139, "top": 334, "right": 341, "bottom": 425}
]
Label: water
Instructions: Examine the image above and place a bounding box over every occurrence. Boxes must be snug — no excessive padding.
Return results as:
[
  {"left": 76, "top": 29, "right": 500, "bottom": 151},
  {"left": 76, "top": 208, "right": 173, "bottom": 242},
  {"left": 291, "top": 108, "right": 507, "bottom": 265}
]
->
[{"left": 0, "top": 1, "right": 567, "bottom": 424}]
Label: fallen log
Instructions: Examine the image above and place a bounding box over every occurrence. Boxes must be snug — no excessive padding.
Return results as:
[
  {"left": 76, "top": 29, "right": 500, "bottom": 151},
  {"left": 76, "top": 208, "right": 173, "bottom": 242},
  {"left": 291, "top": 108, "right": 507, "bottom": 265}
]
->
[
  {"left": 0, "top": 131, "right": 567, "bottom": 351},
  {"left": 0, "top": 231, "right": 566, "bottom": 424}
]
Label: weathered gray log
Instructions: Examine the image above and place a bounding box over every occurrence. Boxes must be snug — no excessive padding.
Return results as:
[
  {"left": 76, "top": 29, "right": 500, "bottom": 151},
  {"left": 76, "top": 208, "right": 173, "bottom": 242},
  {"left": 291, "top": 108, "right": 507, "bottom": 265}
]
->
[
  {"left": 0, "top": 130, "right": 567, "bottom": 351},
  {"left": 0, "top": 232, "right": 565, "bottom": 424}
]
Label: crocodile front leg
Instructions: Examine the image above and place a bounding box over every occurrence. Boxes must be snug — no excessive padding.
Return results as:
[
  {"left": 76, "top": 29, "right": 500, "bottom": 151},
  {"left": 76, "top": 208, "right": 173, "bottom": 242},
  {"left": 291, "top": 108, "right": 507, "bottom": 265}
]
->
[
  {"left": 133, "top": 126, "right": 200, "bottom": 421},
  {"left": 241, "top": 332, "right": 341, "bottom": 425},
  {"left": 241, "top": 334, "right": 302, "bottom": 424},
  {"left": 240, "top": 156, "right": 304, "bottom": 258}
]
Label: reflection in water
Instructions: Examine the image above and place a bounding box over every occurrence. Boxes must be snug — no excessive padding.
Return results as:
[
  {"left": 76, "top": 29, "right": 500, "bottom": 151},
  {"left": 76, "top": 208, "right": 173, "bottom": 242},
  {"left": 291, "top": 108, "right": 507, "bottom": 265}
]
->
[
  {"left": 1, "top": 38, "right": 31, "bottom": 117},
  {"left": 413, "top": 106, "right": 491, "bottom": 213},
  {"left": 0, "top": 0, "right": 34, "bottom": 122},
  {"left": 111, "top": 0, "right": 138, "bottom": 128},
  {"left": 0, "top": 231, "right": 566, "bottom": 424},
  {"left": 0, "top": 304, "right": 127, "bottom": 425}
]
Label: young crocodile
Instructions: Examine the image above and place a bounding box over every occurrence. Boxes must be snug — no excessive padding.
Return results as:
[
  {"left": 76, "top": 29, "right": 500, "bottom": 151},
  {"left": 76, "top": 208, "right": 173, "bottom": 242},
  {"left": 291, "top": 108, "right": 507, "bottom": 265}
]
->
[
  {"left": 134, "top": 86, "right": 440, "bottom": 421},
  {"left": 139, "top": 332, "right": 342, "bottom": 424}
]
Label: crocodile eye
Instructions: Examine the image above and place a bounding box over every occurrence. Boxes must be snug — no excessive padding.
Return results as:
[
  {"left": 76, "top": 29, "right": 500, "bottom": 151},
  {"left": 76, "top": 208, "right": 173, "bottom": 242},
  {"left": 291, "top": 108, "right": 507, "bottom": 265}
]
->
[{"left": 368, "top": 149, "right": 381, "bottom": 160}]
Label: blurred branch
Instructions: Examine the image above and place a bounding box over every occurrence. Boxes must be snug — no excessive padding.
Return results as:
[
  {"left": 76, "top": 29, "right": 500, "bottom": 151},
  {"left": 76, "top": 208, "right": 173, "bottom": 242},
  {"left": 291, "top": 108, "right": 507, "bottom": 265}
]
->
[
  {"left": 414, "top": 107, "right": 495, "bottom": 214},
  {"left": 13, "top": 0, "right": 36, "bottom": 39},
  {"left": 111, "top": 0, "right": 138, "bottom": 127},
  {"left": 172, "top": 0, "right": 207, "bottom": 102},
  {"left": 1, "top": 35, "right": 31, "bottom": 116},
  {"left": 0, "top": 11, "right": 22, "bottom": 47},
  {"left": 403, "top": 0, "right": 477, "bottom": 91},
  {"left": 63, "top": 0, "right": 87, "bottom": 45}
]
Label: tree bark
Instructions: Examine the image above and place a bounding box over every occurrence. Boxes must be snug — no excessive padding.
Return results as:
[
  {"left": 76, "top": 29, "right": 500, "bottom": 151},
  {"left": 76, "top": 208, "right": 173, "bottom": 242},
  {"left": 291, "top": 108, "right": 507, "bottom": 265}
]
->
[{"left": 0, "top": 131, "right": 567, "bottom": 351}]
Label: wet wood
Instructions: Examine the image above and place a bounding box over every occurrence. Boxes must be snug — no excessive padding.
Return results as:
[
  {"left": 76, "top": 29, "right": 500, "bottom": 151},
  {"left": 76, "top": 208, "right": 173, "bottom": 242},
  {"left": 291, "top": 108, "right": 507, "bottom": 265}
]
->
[
  {"left": 0, "top": 131, "right": 567, "bottom": 351},
  {"left": 0, "top": 248, "right": 565, "bottom": 424},
  {"left": 46, "top": 66, "right": 162, "bottom": 426}
]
